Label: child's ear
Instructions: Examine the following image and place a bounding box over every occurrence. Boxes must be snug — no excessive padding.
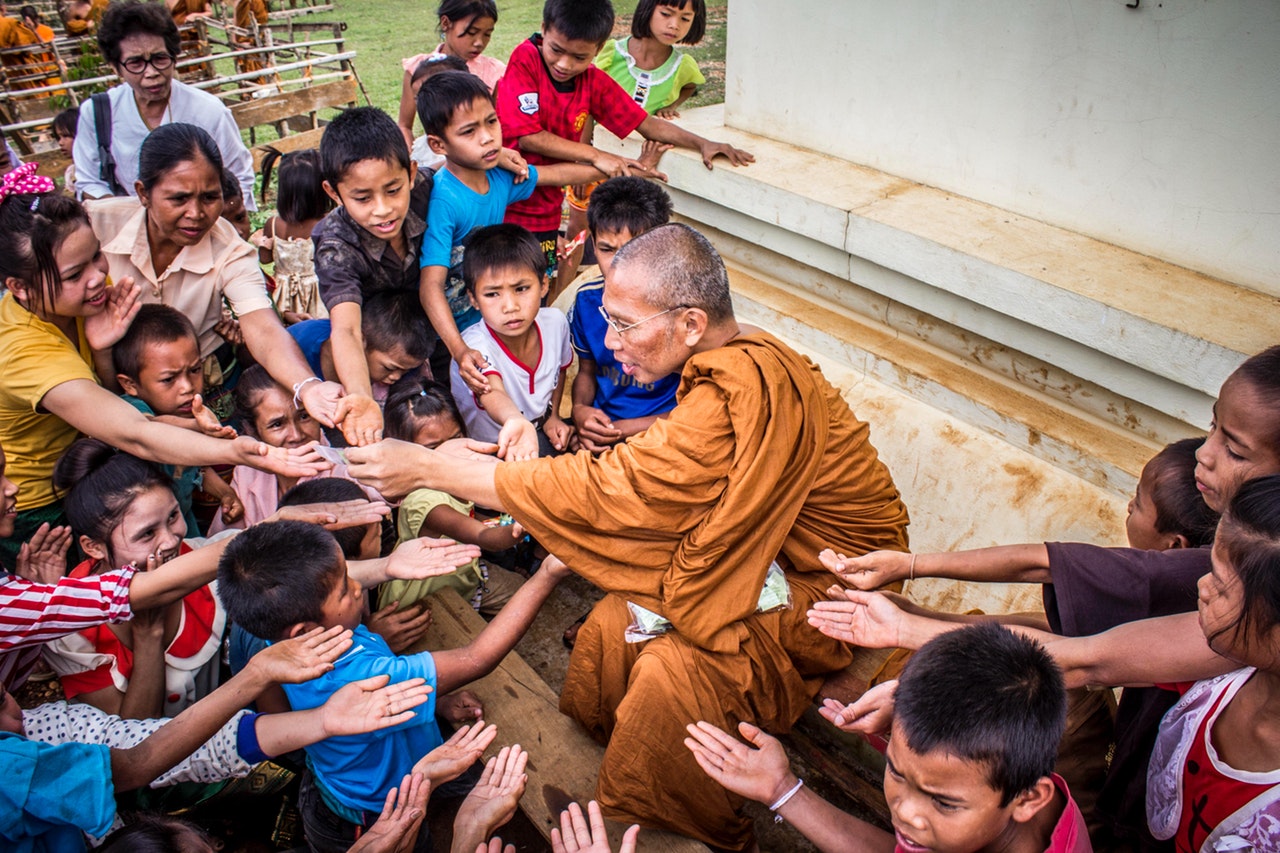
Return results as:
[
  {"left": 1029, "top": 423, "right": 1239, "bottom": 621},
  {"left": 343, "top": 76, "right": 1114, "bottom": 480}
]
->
[
  {"left": 467, "top": 288, "right": 478, "bottom": 309},
  {"left": 426, "top": 134, "right": 448, "bottom": 156},
  {"left": 1169, "top": 533, "right": 1191, "bottom": 550},
  {"left": 538, "top": 272, "right": 550, "bottom": 299},
  {"left": 80, "top": 535, "right": 107, "bottom": 563},
  {"left": 117, "top": 374, "right": 140, "bottom": 398},
  {"left": 1008, "top": 777, "right": 1058, "bottom": 825},
  {"left": 321, "top": 180, "right": 342, "bottom": 206},
  {"left": 286, "top": 621, "right": 321, "bottom": 639}
]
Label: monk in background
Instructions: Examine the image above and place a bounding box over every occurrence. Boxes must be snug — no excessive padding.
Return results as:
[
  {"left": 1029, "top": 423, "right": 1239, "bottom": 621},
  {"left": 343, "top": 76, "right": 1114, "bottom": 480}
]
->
[{"left": 346, "top": 223, "right": 911, "bottom": 850}]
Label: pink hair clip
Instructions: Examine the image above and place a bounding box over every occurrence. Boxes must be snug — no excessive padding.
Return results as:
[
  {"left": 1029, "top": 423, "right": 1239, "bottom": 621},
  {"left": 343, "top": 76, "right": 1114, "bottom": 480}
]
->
[{"left": 0, "top": 162, "right": 56, "bottom": 204}]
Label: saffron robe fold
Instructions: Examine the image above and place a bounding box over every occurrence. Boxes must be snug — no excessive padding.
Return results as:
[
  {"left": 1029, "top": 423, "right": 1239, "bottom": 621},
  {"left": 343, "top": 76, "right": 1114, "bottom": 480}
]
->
[{"left": 494, "top": 332, "right": 910, "bottom": 848}]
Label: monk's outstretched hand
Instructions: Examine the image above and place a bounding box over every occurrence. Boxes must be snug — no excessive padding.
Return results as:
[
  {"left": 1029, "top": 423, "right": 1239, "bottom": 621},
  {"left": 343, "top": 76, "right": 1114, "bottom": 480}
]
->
[{"left": 345, "top": 439, "right": 431, "bottom": 499}]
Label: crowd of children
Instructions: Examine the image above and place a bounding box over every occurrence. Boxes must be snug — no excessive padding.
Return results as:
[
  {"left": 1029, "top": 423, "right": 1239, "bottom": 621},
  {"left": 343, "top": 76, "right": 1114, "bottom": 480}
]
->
[{"left": 0, "top": 0, "right": 1273, "bottom": 851}]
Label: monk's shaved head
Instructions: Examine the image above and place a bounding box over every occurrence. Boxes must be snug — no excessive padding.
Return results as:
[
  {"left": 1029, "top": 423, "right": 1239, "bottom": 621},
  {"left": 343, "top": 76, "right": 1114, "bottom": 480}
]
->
[{"left": 611, "top": 223, "right": 735, "bottom": 324}]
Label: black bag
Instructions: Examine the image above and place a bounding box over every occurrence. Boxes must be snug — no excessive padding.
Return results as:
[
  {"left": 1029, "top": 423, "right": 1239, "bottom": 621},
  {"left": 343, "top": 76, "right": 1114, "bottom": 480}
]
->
[{"left": 90, "top": 92, "right": 126, "bottom": 196}]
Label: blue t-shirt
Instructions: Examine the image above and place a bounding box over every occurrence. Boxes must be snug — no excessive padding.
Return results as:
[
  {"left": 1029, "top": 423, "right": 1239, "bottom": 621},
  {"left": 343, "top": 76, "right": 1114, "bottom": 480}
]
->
[
  {"left": 121, "top": 395, "right": 203, "bottom": 536},
  {"left": 569, "top": 280, "right": 680, "bottom": 420},
  {"left": 286, "top": 319, "right": 332, "bottom": 379},
  {"left": 279, "top": 625, "right": 441, "bottom": 814},
  {"left": 0, "top": 733, "right": 115, "bottom": 852},
  {"left": 418, "top": 164, "right": 540, "bottom": 331}
]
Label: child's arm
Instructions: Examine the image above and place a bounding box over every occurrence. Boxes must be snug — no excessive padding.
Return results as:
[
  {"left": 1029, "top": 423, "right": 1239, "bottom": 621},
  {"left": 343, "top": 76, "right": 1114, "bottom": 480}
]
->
[
  {"left": 636, "top": 115, "right": 754, "bottom": 170},
  {"left": 685, "top": 721, "right": 894, "bottom": 853},
  {"left": 570, "top": 357, "right": 621, "bottom": 453},
  {"left": 419, "top": 266, "right": 490, "bottom": 394},
  {"left": 432, "top": 557, "right": 570, "bottom": 695},
  {"left": 479, "top": 375, "right": 540, "bottom": 461},
  {"left": 515, "top": 131, "right": 656, "bottom": 179},
  {"left": 543, "top": 366, "right": 574, "bottom": 452},
  {"left": 818, "top": 544, "right": 1053, "bottom": 590},
  {"left": 251, "top": 673, "right": 432, "bottom": 756},
  {"left": 74, "top": 605, "right": 168, "bottom": 720},
  {"left": 397, "top": 65, "right": 419, "bottom": 152},
  {"left": 326, "top": 302, "right": 385, "bottom": 445},
  {"left": 254, "top": 216, "right": 276, "bottom": 265},
  {"left": 419, "top": 504, "right": 525, "bottom": 553},
  {"left": 200, "top": 467, "right": 245, "bottom": 527},
  {"left": 654, "top": 83, "right": 698, "bottom": 120},
  {"left": 346, "top": 536, "right": 483, "bottom": 589}
]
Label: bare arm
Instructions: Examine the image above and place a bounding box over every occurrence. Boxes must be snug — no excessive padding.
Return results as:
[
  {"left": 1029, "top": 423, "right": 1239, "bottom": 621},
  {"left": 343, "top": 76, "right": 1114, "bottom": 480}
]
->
[
  {"left": 635, "top": 116, "right": 754, "bottom": 169},
  {"left": 326, "top": 302, "right": 373, "bottom": 399},
  {"left": 346, "top": 439, "right": 504, "bottom": 508},
  {"left": 420, "top": 505, "right": 524, "bottom": 552},
  {"left": 239, "top": 307, "right": 345, "bottom": 428},
  {"left": 398, "top": 67, "right": 419, "bottom": 151},
  {"left": 515, "top": 131, "right": 654, "bottom": 179},
  {"left": 821, "top": 544, "right": 1053, "bottom": 591},
  {"left": 1039, "top": 612, "right": 1233, "bottom": 689}
]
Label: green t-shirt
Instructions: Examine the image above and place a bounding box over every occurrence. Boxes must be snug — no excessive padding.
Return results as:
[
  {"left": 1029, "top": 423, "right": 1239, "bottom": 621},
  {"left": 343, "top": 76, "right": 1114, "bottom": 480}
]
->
[{"left": 593, "top": 37, "right": 705, "bottom": 114}]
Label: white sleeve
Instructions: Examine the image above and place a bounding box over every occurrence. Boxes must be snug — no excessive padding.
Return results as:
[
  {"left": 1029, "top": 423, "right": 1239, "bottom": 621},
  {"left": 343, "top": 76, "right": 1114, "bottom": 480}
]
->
[
  {"left": 210, "top": 104, "right": 258, "bottom": 211},
  {"left": 72, "top": 101, "right": 109, "bottom": 200}
]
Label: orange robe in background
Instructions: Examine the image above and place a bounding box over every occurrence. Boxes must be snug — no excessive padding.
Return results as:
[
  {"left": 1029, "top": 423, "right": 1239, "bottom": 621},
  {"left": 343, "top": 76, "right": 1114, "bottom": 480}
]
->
[
  {"left": 62, "top": 0, "right": 107, "bottom": 35},
  {"left": 494, "top": 332, "right": 911, "bottom": 849},
  {"left": 233, "top": 0, "right": 269, "bottom": 76}
]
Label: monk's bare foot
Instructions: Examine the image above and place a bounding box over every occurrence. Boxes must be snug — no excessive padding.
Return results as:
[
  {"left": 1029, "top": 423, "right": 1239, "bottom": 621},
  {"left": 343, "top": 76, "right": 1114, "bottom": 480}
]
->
[{"left": 438, "top": 689, "right": 483, "bottom": 723}]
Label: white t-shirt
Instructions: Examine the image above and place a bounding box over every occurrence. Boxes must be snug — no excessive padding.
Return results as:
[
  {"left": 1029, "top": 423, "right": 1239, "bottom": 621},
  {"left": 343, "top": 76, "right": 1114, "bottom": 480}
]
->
[
  {"left": 450, "top": 308, "right": 573, "bottom": 443},
  {"left": 73, "top": 79, "right": 257, "bottom": 209}
]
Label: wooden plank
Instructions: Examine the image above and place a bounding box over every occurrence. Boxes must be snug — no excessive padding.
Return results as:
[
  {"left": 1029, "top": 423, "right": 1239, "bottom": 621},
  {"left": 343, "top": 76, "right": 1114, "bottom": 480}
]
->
[
  {"left": 420, "top": 588, "right": 711, "bottom": 853},
  {"left": 231, "top": 77, "right": 355, "bottom": 129},
  {"left": 249, "top": 125, "right": 326, "bottom": 170}
]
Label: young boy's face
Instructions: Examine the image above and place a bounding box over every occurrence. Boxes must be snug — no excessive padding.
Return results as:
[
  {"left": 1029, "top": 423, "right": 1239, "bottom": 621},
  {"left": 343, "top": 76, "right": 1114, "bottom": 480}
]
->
[
  {"left": 56, "top": 128, "right": 75, "bottom": 157},
  {"left": 365, "top": 343, "right": 426, "bottom": 387},
  {"left": 221, "top": 193, "right": 252, "bottom": 241},
  {"left": 469, "top": 264, "right": 549, "bottom": 341},
  {"left": 324, "top": 157, "right": 418, "bottom": 247},
  {"left": 317, "top": 550, "right": 366, "bottom": 632},
  {"left": 539, "top": 24, "right": 604, "bottom": 83},
  {"left": 1125, "top": 460, "right": 1166, "bottom": 551},
  {"left": 593, "top": 225, "right": 636, "bottom": 280},
  {"left": 118, "top": 336, "right": 205, "bottom": 417},
  {"left": 431, "top": 96, "right": 504, "bottom": 172},
  {"left": 884, "top": 729, "right": 1024, "bottom": 853}
]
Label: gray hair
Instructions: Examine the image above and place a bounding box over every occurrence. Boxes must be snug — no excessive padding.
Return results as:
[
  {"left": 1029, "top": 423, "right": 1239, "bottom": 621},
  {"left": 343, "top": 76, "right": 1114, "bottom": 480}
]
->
[{"left": 610, "top": 223, "right": 734, "bottom": 323}]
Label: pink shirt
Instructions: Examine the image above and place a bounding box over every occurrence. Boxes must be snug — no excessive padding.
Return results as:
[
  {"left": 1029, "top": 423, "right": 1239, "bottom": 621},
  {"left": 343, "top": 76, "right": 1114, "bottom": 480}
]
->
[
  {"left": 208, "top": 461, "right": 379, "bottom": 533},
  {"left": 401, "top": 46, "right": 505, "bottom": 93}
]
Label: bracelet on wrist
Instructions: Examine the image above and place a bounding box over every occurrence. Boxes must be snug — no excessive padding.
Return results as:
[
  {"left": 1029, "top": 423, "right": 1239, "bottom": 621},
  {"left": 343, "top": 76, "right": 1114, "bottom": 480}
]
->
[
  {"left": 769, "top": 777, "right": 804, "bottom": 823},
  {"left": 292, "top": 376, "right": 323, "bottom": 409}
]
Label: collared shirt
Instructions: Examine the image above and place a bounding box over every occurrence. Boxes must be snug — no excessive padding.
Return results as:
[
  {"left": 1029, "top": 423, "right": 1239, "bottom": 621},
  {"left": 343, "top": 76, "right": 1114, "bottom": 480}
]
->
[
  {"left": 89, "top": 198, "right": 273, "bottom": 359},
  {"left": 71, "top": 78, "right": 257, "bottom": 209},
  {"left": 313, "top": 173, "right": 433, "bottom": 311}
]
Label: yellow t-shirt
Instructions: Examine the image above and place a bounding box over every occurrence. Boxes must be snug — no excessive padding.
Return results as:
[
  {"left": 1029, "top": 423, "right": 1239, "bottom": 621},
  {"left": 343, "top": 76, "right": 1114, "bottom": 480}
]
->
[
  {"left": 380, "top": 487, "right": 484, "bottom": 609},
  {"left": 0, "top": 293, "right": 97, "bottom": 509}
]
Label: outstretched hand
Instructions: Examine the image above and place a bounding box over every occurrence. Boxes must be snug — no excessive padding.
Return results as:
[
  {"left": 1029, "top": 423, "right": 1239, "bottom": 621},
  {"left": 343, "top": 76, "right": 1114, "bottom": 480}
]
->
[
  {"left": 237, "top": 437, "right": 333, "bottom": 480},
  {"left": 267, "top": 497, "right": 391, "bottom": 530},
  {"left": 368, "top": 600, "right": 434, "bottom": 654},
  {"left": 819, "top": 548, "right": 911, "bottom": 590},
  {"left": 550, "top": 801, "right": 639, "bottom": 853},
  {"left": 345, "top": 439, "right": 430, "bottom": 499},
  {"left": 15, "top": 523, "right": 72, "bottom": 584},
  {"left": 336, "top": 393, "right": 385, "bottom": 446},
  {"left": 496, "top": 418, "right": 539, "bottom": 462},
  {"left": 818, "top": 679, "right": 897, "bottom": 736},
  {"left": 349, "top": 772, "right": 431, "bottom": 853},
  {"left": 454, "top": 745, "right": 529, "bottom": 845},
  {"left": 385, "top": 537, "right": 481, "bottom": 581},
  {"left": 807, "top": 585, "right": 908, "bottom": 649},
  {"left": 413, "top": 719, "right": 498, "bottom": 786},
  {"left": 683, "top": 720, "right": 793, "bottom": 805},
  {"left": 251, "top": 625, "right": 353, "bottom": 684},
  {"left": 191, "top": 394, "right": 236, "bottom": 439},
  {"left": 320, "top": 674, "right": 432, "bottom": 737},
  {"left": 458, "top": 349, "right": 492, "bottom": 395}
]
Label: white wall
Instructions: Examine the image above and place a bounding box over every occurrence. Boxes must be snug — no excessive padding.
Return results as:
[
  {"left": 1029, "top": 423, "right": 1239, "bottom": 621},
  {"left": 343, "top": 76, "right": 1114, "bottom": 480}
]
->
[{"left": 724, "top": 0, "right": 1279, "bottom": 296}]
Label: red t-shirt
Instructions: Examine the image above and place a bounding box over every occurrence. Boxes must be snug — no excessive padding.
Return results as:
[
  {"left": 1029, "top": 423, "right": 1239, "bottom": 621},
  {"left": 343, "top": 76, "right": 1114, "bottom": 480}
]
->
[{"left": 495, "top": 35, "right": 648, "bottom": 231}]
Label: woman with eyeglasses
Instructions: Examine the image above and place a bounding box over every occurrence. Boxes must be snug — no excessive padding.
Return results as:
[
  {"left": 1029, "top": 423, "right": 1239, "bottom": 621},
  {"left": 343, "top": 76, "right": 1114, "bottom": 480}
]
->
[{"left": 71, "top": 1, "right": 254, "bottom": 209}]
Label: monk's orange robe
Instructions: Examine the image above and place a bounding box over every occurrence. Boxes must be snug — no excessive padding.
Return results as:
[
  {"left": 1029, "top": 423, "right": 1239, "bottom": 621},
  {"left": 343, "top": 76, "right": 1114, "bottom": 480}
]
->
[
  {"left": 233, "top": 0, "right": 269, "bottom": 76},
  {"left": 494, "top": 332, "right": 910, "bottom": 848}
]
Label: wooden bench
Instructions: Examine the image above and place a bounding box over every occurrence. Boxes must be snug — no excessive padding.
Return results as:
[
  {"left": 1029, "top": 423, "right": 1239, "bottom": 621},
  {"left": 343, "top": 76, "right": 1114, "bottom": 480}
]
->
[
  {"left": 420, "top": 588, "right": 710, "bottom": 852},
  {"left": 228, "top": 76, "right": 358, "bottom": 169}
]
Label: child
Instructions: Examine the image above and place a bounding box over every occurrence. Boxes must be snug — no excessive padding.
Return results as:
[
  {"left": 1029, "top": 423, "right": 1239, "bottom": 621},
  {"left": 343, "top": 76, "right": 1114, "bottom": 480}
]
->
[
  {"left": 53, "top": 108, "right": 78, "bottom": 194},
  {"left": 113, "top": 303, "right": 245, "bottom": 534},
  {"left": 686, "top": 622, "right": 1091, "bottom": 853},
  {"left": 402, "top": 54, "right": 469, "bottom": 172},
  {"left": 1124, "top": 436, "right": 1218, "bottom": 552},
  {"left": 313, "top": 106, "right": 435, "bottom": 446},
  {"left": 215, "top": 519, "right": 567, "bottom": 851},
  {"left": 256, "top": 147, "right": 331, "bottom": 324},
  {"left": 447, "top": 224, "right": 575, "bottom": 459},
  {"left": 397, "top": 0, "right": 506, "bottom": 150},
  {"left": 219, "top": 170, "right": 252, "bottom": 242},
  {"left": 380, "top": 377, "right": 526, "bottom": 615},
  {"left": 287, "top": 291, "right": 433, "bottom": 408},
  {"left": 43, "top": 438, "right": 224, "bottom": 719},
  {"left": 597, "top": 0, "right": 706, "bottom": 118},
  {"left": 569, "top": 175, "right": 680, "bottom": 452},
  {"left": 494, "top": 0, "right": 752, "bottom": 295},
  {"left": 416, "top": 69, "right": 638, "bottom": 392}
]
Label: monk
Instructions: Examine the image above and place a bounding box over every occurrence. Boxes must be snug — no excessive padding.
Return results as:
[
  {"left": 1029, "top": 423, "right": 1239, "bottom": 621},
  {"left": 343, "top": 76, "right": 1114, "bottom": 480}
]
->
[{"left": 346, "top": 223, "right": 911, "bottom": 849}]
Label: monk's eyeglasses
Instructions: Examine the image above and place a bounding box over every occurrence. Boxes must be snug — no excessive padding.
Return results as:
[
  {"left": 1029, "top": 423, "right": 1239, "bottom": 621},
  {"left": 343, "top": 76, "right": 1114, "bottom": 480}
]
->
[
  {"left": 598, "top": 304, "right": 688, "bottom": 338},
  {"left": 120, "top": 52, "right": 176, "bottom": 74}
]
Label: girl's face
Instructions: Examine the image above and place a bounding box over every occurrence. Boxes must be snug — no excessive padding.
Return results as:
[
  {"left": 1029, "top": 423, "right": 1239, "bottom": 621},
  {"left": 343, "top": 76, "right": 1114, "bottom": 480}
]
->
[
  {"left": 0, "top": 447, "right": 18, "bottom": 539},
  {"left": 138, "top": 155, "right": 224, "bottom": 253},
  {"left": 1196, "top": 377, "right": 1280, "bottom": 513},
  {"left": 14, "top": 223, "right": 110, "bottom": 321},
  {"left": 411, "top": 412, "right": 464, "bottom": 450},
  {"left": 55, "top": 128, "right": 75, "bottom": 157},
  {"left": 440, "top": 14, "right": 495, "bottom": 61},
  {"left": 249, "top": 386, "right": 322, "bottom": 449},
  {"left": 649, "top": 2, "right": 697, "bottom": 46},
  {"left": 85, "top": 483, "right": 186, "bottom": 571},
  {"left": 1196, "top": 536, "right": 1276, "bottom": 666}
]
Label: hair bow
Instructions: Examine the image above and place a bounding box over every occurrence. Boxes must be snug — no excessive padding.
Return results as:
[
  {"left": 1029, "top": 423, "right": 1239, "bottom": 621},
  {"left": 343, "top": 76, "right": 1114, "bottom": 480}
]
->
[{"left": 0, "top": 162, "right": 56, "bottom": 203}]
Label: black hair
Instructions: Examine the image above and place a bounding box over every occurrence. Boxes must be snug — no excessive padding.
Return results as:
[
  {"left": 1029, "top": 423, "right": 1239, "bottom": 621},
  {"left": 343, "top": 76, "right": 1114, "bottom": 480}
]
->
[
  {"left": 53, "top": 438, "right": 175, "bottom": 565},
  {"left": 437, "top": 0, "right": 499, "bottom": 29},
  {"left": 218, "top": 170, "right": 242, "bottom": 206},
  {"left": 52, "top": 108, "right": 79, "bottom": 139},
  {"left": 416, "top": 70, "right": 494, "bottom": 138},
  {"left": 0, "top": 184, "right": 91, "bottom": 316},
  {"left": 894, "top": 623, "right": 1066, "bottom": 806},
  {"left": 630, "top": 0, "right": 706, "bottom": 45},
  {"left": 1144, "top": 438, "right": 1219, "bottom": 547},
  {"left": 542, "top": 0, "right": 614, "bottom": 44},
  {"left": 1228, "top": 345, "right": 1280, "bottom": 453},
  {"left": 232, "top": 364, "right": 288, "bottom": 436},
  {"left": 280, "top": 478, "right": 371, "bottom": 560},
  {"left": 362, "top": 291, "right": 434, "bottom": 361},
  {"left": 384, "top": 377, "right": 464, "bottom": 443},
  {"left": 19, "top": 6, "right": 40, "bottom": 24},
  {"left": 610, "top": 223, "right": 733, "bottom": 323},
  {"left": 137, "top": 123, "right": 223, "bottom": 194},
  {"left": 410, "top": 52, "right": 469, "bottom": 88},
  {"left": 100, "top": 813, "right": 212, "bottom": 853},
  {"left": 98, "top": 1, "right": 181, "bottom": 67},
  {"left": 258, "top": 147, "right": 331, "bottom": 223},
  {"left": 1209, "top": 475, "right": 1280, "bottom": 654},
  {"left": 113, "top": 303, "right": 199, "bottom": 381},
  {"left": 461, "top": 223, "right": 548, "bottom": 293},
  {"left": 217, "top": 520, "right": 345, "bottom": 640},
  {"left": 319, "top": 106, "right": 411, "bottom": 187},
  {"left": 586, "top": 175, "right": 672, "bottom": 237}
]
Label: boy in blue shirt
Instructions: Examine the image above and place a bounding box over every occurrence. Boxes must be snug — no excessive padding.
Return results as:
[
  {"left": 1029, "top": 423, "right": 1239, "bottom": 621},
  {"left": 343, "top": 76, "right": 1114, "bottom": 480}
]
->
[
  {"left": 216, "top": 519, "right": 568, "bottom": 852},
  {"left": 568, "top": 176, "right": 680, "bottom": 453}
]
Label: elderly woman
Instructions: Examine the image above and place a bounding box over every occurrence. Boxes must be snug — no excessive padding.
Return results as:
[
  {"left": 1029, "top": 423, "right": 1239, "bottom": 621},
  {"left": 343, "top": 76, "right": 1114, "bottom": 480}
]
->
[{"left": 71, "top": 1, "right": 255, "bottom": 207}]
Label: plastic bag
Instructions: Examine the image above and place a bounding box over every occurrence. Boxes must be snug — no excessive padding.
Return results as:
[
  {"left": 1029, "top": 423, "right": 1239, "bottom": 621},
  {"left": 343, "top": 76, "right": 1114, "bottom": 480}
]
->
[{"left": 623, "top": 561, "right": 792, "bottom": 643}]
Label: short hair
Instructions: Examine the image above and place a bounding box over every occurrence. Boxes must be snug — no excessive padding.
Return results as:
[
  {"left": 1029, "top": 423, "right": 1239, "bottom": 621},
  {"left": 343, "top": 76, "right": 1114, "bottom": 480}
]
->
[
  {"left": 609, "top": 223, "right": 733, "bottom": 323},
  {"left": 137, "top": 123, "right": 223, "bottom": 194},
  {"left": 410, "top": 53, "right": 468, "bottom": 88},
  {"left": 98, "top": 1, "right": 181, "bottom": 67},
  {"left": 53, "top": 108, "right": 78, "bottom": 139},
  {"left": 1228, "top": 345, "right": 1280, "bottom": 454},
  {"left": 113, "top": 303, "right": 199, "bottom": 380},
  {"left": 220, "top": 169, "right": 241, "bottom": 202},
  {"left": 416, "top": 70, "right": 493, "bottom": 139},
  {"left": 1211, "top": 474, "right": 1280, "bottom": 653},
  {"left": 217, "top": 520, "right": 345, "bottom": 640},
  {"left": 100, "top": 814, "right": 212, "bottom": 853},
  {"left": 320, "top": 106, "right": 411, "bottom": 187},
  {"left": 542, "top": 0, "right": 614, "bottom": 44},
  {"left": 259, "top": 148, "right": 331, "bottom": 224},
  {"left": 630, "top": 0, "right": 706, "bottom": 45},
  {"left": 362, "top": 291, "right": 434, "bottom": 361},
  {"left": 1145, "top": 437, "right": 1219, "bottom": 547},
  {"left": 894, "top": 623, "right": 1066, "bottom": 806},
  {"left": 54, "top": 438, "right": 173, "bottom": 564},
  {"left": 280, "top": 478, "right": 371, "bottom": 560},
  {"left": 587, "top": 176, "right": 672, "bottom": 237},
  {"left": 461, "top": 223, "right": 548, "bottom": 293},
  {"left": 384, "top": 377, "right": 463, "bottom": 442}
]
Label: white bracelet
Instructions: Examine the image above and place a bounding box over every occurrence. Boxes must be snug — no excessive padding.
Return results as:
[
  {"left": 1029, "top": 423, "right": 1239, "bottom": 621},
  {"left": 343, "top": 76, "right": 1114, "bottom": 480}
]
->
[
  {"left": 769, "top": 777, "right": 804, "bottom": 813},
  {"left": 292, "top": 376, "right": 323, "bottom": 409}
]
